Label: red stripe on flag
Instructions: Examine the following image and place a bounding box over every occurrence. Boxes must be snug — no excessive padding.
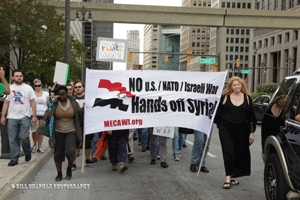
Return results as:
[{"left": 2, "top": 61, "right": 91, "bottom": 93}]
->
[{"left": 98, "top": 79, "right": 135, "bottom": 97}]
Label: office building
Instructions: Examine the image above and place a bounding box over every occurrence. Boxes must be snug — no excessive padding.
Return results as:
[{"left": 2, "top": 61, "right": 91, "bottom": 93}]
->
[{"left": 126, "top": 30, "right": 140, "bottom": 70}]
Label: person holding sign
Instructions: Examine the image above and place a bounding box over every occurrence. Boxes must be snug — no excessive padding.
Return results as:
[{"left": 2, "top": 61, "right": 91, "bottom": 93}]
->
[
  {"left": 214, "top": 77, "right": 256, "bottom": 189},
  {"left": 0, "top": 66, "right": 10, "bottom": 95},
  {"left": 1, "top": 70, "right": 37, "bottom": 166}
]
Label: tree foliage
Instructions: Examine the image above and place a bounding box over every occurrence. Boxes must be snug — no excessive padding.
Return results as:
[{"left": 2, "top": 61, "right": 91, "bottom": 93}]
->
[{"left": 0, "top": 0, "right": 86, "bottom": 84}]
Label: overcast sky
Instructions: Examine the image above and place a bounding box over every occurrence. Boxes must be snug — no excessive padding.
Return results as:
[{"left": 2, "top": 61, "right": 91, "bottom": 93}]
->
[{"left": 113, "top": 0, "right": 182, "bottom": 70}]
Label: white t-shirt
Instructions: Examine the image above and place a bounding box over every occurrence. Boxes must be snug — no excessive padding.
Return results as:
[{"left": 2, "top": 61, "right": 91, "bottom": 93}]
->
[
  {"left": 7, "top": 84, "right": 36, "bottom": 119},
  {"left": 35, "top": 91, "right": 49, "bottom": 116}
]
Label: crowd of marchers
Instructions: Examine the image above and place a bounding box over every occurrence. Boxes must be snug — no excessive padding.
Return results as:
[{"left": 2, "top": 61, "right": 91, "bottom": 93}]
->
[{"left": 1, "top": 69, "right": 258, "bottom": 189}]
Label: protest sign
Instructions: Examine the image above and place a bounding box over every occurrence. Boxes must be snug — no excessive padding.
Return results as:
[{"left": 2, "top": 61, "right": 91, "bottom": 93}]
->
[
  {"left": 53, "top": 62, "right": 69, "bottom": 85},
  {"left": 84, "top": 69, "right": 227, "bottom": 136},
  {"left": 153, "top": 127, "right": 175, "bottom": 138},
  {"left": 96, "top": 38, "right": 127, "bottom": 63},
  {"left": 0, "top": 83, "right": 6, "bottom": 95}
]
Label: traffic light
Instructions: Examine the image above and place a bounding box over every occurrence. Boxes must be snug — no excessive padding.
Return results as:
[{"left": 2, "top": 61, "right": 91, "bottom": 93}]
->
[
  {"left": 187, "top": 55, "right": 191, "bottom": 63},
  {"left": 165, "top": 54, "right": 169, "bottom": 63},
  {"left": 213, "top": 66, "right": 218, "bottom": 72},
  {"left": 235, "top": 59, "right": 239, "bottom": 68},
  {"left": 129, "top": 52, "right": 133, "bottom": 61},
  {"left": 264, "top": 66, "right": 267, "bottom": 73}
]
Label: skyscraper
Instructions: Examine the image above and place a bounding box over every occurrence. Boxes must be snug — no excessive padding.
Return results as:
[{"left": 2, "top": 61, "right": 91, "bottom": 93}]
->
[{"left": 126, "top": 30, "right": 140, "bottom": 70}]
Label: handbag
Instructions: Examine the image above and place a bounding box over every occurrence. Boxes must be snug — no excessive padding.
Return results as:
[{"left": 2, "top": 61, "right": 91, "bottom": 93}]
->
[{"left": 37, "top": 118, "right": 50, "bottom": 137}]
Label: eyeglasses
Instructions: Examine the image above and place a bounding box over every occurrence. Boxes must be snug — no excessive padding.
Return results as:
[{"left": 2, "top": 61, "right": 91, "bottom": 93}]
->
[
  {"left": 75, "top": 86, "right": 83, "bottom": 89},
  {"left": 34, "top": 85, "right": 42, "bottom": 87}
]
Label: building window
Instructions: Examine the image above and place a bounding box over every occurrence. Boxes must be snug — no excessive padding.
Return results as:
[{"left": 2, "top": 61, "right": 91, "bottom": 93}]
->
[
  {"left": 201, "top": 50, "right": 205, "bottom": 54},
  {"left": 230, "top": 55, "right": 233, "bottom": 60},
  {"left": 240, "top": 46, "right": 244, "bottom": 52},
  {"left": 240, "top": 55, "right": 244, "bottom": 61},
  {"left": 278, "top": 35, "right": 282, "bottom": 44},
  {"left": 246, "top": 38, "right": 249, "bottom": 44},
  {"left": 222, "top": 2, "right": 226, "bottom": 8},
  {"left": 198, "top": 1, "right": 202, "bottom": 6},
  {"left": 245, "top": 64, "right": 248, "bottom": 68},
  {"left": 226, "top": 46, "right": 229, "bottom": 51},
  {"left": 206, "top": 42, "right": 209, "bottom": 47},
  {"left": 248, "top": 3, "right": 251, "bottom": 8},
  {"left": 235, "top": 55, "right": 239, "bottom": 60},
  {"left": 240, "top": 38, "right": 244, "bottom": 43},
  {"left": 152, "top": 47, "right": 157, "bottom": 50},
  {"left": 242, "top": 3, "right": 246, "bottom": 8},
  {"left": 197, "top": 42, "right": 200, "bottom": 47},
  {"left": 203, "top": 2, "right": 207, "bottom": 6},
  {"left": 259, "top": 40, "right": 262, "bottom": 48},
  {"left": 207, "top": 35, "right": 210, "bottom": 39},
  {"left": 197, "top": 35, "right": 200, "bottom": 40},
  {"left": 282, "top": 0, "right": 286, "bottom": 10},
  {"left": 192, "top": 35, "right": 196, "bottom": 40},
  {"left": 235, "top": 46, "right": 239, "bottom": 52},
  {"left": 202, "top": 35, "right": 205, "bottom": 39},
  {"left": 271, "top": 37, "right": 275, "bottom": 45},
  {"left": 226, "top": 37, "right": 229, "bottom": 43},
  {"left": 237, "top": 2, "right": 241, "bottom": 8},
  {"left": 153, "top": 43, "right": 157, "bottom": 46},
  {"left": 201, "top": 42, "right": 205, "bottom": 47},
  {"left": 227, "top": 29, "right": 230, "bottom": 34},
  {"left": 236, "top": 29, "right": 240, "bottom": 35},
  {"left": 152, "top": 61, "right": 157, "bottom": 63},
  {"left": 231, "top": 29, "right": 235, "bottom": 34},
  {"left": 193, "top": 1, "right": 197, "bottom": 6},
  {"left": 226, "top": 55, "right": 228, "bottom": 60},
  {"left": 192, "top": 50, "right": 195, "bottom": 54},
  {"left": 265, "top": 39, "right": 268, "bottom": 47},
  {"left": 286, "top": 32, "right": 290, "bottom": 42},
  {"left": 241, "top": 29, "right": 245, "bottom": 35},
  {"left": 192, "top": 42, "right": 195, "bottom": 47},
  {"left": 294, "top": 30, "right": 299, "bottom": 40},
  {"left": 268, "top": 0, "right": 273, "bottom": 9},
  {"left": 232, "top": 2, "right": 236, "bottom": 8},
  {"left": 153, "top": 34, "right": 157, "bottom": 37},
  {"left": 197, "top": 50, "right": 200, "bottom": 54},
  {"left": 230, "top": 46, "right": 234, "bottom": 52},
  {"left": 230, "top": 38, "right": 234, "bottom": 43},
  {"left": 245, "top": 55, "right": 249, "bottom": 61},
  {"left": 152, "top": 56, "right": 157, "bottom": 59},
  {"left": 197, "top": 28, "right": 201, "bottom": 33},
  {"left": 257, "top": 2, "right": 260, "bottom": 9},
  {"left": 208, "top": 2, "right": 211, "bottom": 7},
  {"left": 245, "top": 47, "right": 249, "bottom": 52},
  {"left": 152, "top": 66, "right": 156, "bottom": 69},
  {"left": 207, "top": 29, "right": 210, "bottom": 33},
  {"left": 289, "top": 0, "right": 294, "bottom": 8},
  {"left": 202, "top": 28, "right": 206, "bottom": 33},
  {"left": 262, "top": 0, "right": 266, "bottom": 9},
  {"left": 192, "top": 28, "right": 196, "bottom": 33},
  {"left": 227, "top": 2, "right": 231, "bottom": 8},
  {"left": 274, "top": 0, "right": 279, "bottom": 9},
  {"left": 246, "top": 29, "right": 250, "bottom": 35},
  {"left": 235, "top": 38, "right": 239, "bottom": 43}
]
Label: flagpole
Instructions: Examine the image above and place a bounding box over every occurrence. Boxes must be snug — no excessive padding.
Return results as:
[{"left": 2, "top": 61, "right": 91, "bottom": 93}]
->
[
  {"left": 81, "top": 134, "right": 86, "bottom": 173},
  {"left": 197, "top": 134, "right": 210, "bottom": 177}
]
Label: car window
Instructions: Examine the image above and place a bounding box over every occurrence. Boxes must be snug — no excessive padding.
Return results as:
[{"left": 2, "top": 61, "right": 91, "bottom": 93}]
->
[
  {"left": 263, "top": 97, "right": 270, "bottom": 104},
  {"left": 254, "top": 96, "right": 263, "bottom": 104}
]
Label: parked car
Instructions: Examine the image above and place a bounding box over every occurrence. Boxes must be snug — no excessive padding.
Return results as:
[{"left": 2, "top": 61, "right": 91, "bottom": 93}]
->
[
  {"left": 253, "top": 95, "right": 271, "bottom": 122},
  {"left": 261, "top": 72, "right": 300, "bottom": 200}
]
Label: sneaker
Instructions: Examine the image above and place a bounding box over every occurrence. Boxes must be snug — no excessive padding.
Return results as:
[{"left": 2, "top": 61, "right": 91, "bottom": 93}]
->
[
  {"left": 161, "top": 162, "right": 168, "bottom": 168},
  {"left": 190, "top": 164, "right": 199, "bottom": 172},
  {"left": 25, "top": 153, "right": 31, "bottom": 162},
  {"left": 178, "top": 153, "right": 182, "bottom": 157},
  {"left": 112, "top": 164, "right": 117, "bottom": 171},
  {"left": 8, "top": 160, "right": 18, "bottom": 166},
  {"left": 31, "top": 145, "right": 37, "bottom": 153},
  {"left": 71, "top": 164, "right": 77, "bottom": 171},
  {"left": 37, "top": 148, "right": 44, "bottom": 153},
  {"left": 120, "top": 165, "right": 128, "bottom": 173},
  {"left": 86, "top": 159, "right": 95, "bottom": 164},
  {"left": 128, "top": 155, "right": 134, "bottom": 163},
  {"left": 141, "top": 147, "right": 146, "bottom": 152},
  {"left": 133, "top": 137, "right": 139, "bottom": 141},
  {"left": 150, "top": 159, "right": 156, "bottom": 165},
  {"left": 91, "top": 158, "right": 98, "bottom": 162},
  {"left": 100, "top": 155, "right": 107, "bottom": 160},
  {"left": 174, "top": 155, "right": 180, "bottom": 161},
  {"left": 200, "top": 166, "right": 209, "bottom": 173},
  {"left": 156, "top": 155, "right": 161, "bottom": 160}
]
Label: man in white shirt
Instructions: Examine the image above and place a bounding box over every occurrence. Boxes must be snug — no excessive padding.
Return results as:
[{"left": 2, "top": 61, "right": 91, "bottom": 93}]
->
[{"left": 1, "top": 70, "right": 37, "bottom": 166}]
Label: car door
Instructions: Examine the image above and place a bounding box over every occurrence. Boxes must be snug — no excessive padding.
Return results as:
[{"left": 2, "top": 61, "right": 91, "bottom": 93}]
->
[{"left": 253, "top": 96, "right": 264, "bottom": 121}]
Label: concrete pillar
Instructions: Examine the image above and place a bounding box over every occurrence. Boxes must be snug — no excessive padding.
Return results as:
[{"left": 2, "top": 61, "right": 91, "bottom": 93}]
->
[
  {"left": 280, "top": 49, "right": 287, "bottom": 82},
  {"left": 254, "top": 54, "right": 260, "bottom": 93},
  {"left": 216, "top": 27, "right": 226, "bottom": 72},
  {"left": 266, "top": 53, "right": 272, "bottom": 83}
]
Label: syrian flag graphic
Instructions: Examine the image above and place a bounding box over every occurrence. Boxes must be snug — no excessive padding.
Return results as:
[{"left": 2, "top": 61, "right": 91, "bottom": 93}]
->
[{"left": 92, "top": 79, "right": 135, "bottom": 112}]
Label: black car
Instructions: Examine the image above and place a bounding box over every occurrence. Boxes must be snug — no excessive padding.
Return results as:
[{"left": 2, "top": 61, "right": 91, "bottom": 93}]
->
[
  {"left": 253, "top": 95, "right": 271, "bottom": 122},
  {"left": 262, "top": 73, "right": 300, "bottom": 200}
]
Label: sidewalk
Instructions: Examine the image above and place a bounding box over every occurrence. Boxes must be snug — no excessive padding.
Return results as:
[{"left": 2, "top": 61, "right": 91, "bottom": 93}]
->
[{"left": 0, "top": 131, "right": 53, "bottom": 200}]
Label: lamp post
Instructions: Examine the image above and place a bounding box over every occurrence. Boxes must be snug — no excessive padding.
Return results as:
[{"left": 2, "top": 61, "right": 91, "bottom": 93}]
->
[
  {"left": 75, "top": 6, "right": 93, "bottom": 81},
  {"left": 65, "top": 0, "right": 70, "bottom": 65}
]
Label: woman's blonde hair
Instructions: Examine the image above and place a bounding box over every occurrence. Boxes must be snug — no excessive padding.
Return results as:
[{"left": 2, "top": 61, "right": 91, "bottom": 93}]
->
[
  {"left": 222, "top": 76, "right": 249, "bottom": 96},
  {"left": 33, "top": 79, "right": 42, "bottom": 85}
]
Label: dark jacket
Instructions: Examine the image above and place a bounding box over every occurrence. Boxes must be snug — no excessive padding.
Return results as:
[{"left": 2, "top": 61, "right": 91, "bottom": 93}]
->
[{"left": 45, "top": 96, "right": 82, "bottom": 144}]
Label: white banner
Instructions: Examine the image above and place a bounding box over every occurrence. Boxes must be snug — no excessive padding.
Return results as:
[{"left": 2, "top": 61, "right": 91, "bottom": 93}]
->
[
  {"left": 153, "top": 127, "right": 175, "bottom": 138},
  {"left": 84, "top": 70, "right": 227, "bottom": 136},
  {"left": 96, "top": 37, "right": 127, "bottom": 62}
]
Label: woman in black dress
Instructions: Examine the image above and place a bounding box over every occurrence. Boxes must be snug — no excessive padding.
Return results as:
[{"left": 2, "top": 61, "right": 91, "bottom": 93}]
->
[{"left": 215, "top": 76, "right": 256, "bottom": 189}]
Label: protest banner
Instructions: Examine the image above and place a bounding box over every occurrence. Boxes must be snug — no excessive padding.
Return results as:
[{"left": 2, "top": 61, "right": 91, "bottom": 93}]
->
[
  {"left": 84, "top": 69, "right": 227, "bottom": 137},
  {"left": 153, "top": 127, "right": 175, "bottom": 138},
  {"left": 53, "top": 62, "right": 69, "bottom": 85},
  {"left": 96, "top": 37, "right": 127, "bottom": 63}
]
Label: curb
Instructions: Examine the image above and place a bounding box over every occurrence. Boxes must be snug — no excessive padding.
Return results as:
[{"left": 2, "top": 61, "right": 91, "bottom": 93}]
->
[{"left": 0, "top": 147, "right": 53, "bottom": 200}]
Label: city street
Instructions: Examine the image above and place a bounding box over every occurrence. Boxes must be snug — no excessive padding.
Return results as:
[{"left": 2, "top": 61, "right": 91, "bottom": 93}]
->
[{"left": 19, "top": 125, "right": 265, "bottom": 200}]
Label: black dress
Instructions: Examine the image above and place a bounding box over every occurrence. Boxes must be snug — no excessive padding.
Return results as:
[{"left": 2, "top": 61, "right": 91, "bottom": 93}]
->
[{"left": 217, "top": 93, "right": 256, "bottom": 178}]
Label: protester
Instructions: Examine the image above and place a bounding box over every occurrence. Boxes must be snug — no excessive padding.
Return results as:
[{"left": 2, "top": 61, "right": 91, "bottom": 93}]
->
[
  {"left": 214, "top": 76, "right": 256, "bottom": 189},
  {"left": 127, "top": 129, "right": 135, "bottom": 162},
  {"left": 149, "top": 128, "right": 168, "bottom": 168},
  {"left": 73, "top": 80, "right": 95, "bottom": 166},
  {"left": 1, "top": 70, "right": 37, "bottom": 166},
  {"left": 45, "top": 85, "right": 82, "bottom": 181},
  {"left": 0, "top": 67, "right": 11, "bottom": 95},
  {"left": 107, "top": 129, "right": 129, "bottom": 172},
  {"left": 190, "top": 128, "right": 213, "bottom": 173},
  {"left": 172, "top": 127, "right": 184, "bottom": 161},
  {"left": 32, "top": 79, "right": 49, "bottom": 153},
  {"left": 66, "top": 83, "right": 74, "bottom": 97},
  {"left": 137, "top": 128, "right": 150, "bottom": 152}
]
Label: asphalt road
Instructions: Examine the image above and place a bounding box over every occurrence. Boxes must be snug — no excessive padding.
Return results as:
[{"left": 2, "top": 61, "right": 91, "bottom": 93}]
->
[{"left": 18, "top": 125, "right": 265, "bottom": 200}]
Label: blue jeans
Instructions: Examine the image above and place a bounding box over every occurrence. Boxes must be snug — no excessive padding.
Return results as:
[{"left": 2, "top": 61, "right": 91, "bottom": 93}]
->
[
  {"left": 182, "top": 134, "right": 187, "bottom": 145},
  {"left": 191, "top": 127, "right": 213, "bottom": 167},
  {"left": 140, "top": 128, "right": 149, "bottom": 148},
  {"left": 172, "top": 127, "right": 185, "bottom": 156},
  {"left": 156, "top": 137, "right": 160, "bottom": 156},
  {"left": 7, "top": 117, "right": 31, "bottom": 161}
]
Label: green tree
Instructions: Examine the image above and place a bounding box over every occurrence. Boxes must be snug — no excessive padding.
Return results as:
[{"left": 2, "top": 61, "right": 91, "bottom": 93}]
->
[{"left": 0, "top": 0, "right": 86, "bottom": 83}]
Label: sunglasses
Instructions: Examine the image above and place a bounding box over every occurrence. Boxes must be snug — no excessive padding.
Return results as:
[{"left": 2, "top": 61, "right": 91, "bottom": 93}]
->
[
  {"left": 75, "top": 86, "right": 83, "bottom": 89},
  {"left": 67, "top": 88, "right": 73, "bottom": 90},
  {"left": 34, "top": 85, "right": 42, "bottom": 87}
]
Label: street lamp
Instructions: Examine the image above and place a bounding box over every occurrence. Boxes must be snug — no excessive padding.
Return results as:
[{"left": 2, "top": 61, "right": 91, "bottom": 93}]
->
[{"left": 75, "top": 6, "right": 93, "bottom": 81}]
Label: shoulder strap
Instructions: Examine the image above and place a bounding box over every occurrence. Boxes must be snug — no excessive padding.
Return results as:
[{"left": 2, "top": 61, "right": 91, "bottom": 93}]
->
[
  {"left": 245, "top": 93, "right": 249, "bottom": 106},
  {"left": 222, "top": 95, "right": 228, "bottom": 105}
]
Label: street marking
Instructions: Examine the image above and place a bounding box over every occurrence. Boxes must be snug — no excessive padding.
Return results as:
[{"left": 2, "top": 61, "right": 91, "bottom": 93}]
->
[{"left": 186, "top": 140, "right": 217, "bottom": 158}]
